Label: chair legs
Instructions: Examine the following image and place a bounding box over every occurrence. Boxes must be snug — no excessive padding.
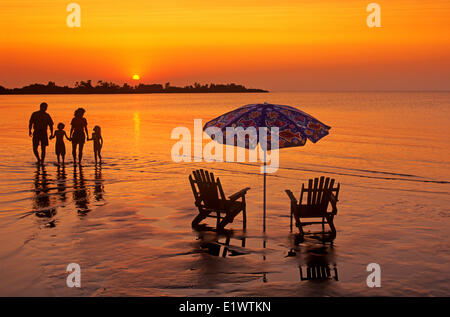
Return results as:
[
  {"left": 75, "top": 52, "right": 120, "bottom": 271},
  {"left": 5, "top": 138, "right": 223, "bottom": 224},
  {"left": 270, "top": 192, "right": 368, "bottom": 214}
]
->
[
  {"left": 192, "top": 212, "right": 208, "bottom": 228},
  {"left": 215, "top": 208, "right": 247, "bottom": 232},
  {"left": 297, "top": 219, "right": 305, "bottom": 236},
  {"left": 292, "top": 212, "right": 305, "bottom": 236},
  {"left": 242, "top": 208, "right": 247, "bottom": 230},
  {"left": 193, "top": 209, "right": 246, "bottom": 232},
  {"left": 290, "top": 209, "right": 293, "bottom": 233},
  {"left": 216, "top": 218, "right": 228, "bottom": 232},
  {"left": 216, "top": 210, "right": 220, "bottom": 229},
  {"left": 326, "top": 215, "right": 336, "bottom": 235},
  {"left": 292, "top": 213, "right": 335, "bottom": 236},
  {"left": 241, "top": 194, "right": 247, "bottom": 230}
]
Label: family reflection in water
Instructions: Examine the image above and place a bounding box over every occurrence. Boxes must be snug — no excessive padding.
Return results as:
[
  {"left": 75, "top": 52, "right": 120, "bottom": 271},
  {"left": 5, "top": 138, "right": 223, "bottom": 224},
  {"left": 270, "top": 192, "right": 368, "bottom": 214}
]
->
[
  {"left": 56, "top": 165, "right": 67, "bottom": 202},
  {"left": 33, "top": 164, "right": 56, "bottom": 219},
  {"left": 73, "top": 165, "right": 89, "bottom": 215},
  {"left": 32, "top": 163, "right": 105, "bottom": 225}
]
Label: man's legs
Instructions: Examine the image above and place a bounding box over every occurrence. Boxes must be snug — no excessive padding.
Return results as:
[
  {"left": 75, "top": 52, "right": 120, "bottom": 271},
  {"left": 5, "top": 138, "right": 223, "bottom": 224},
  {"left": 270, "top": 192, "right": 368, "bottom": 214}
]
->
[
  {"left": 40, "top": 145, "right": 46, "bottom": 163},
  {"left": 33, "top": 143, "right": 40, "bottom": 163},
  {"left": 32, "top": 136, "right": 40, "bottom": 163}
]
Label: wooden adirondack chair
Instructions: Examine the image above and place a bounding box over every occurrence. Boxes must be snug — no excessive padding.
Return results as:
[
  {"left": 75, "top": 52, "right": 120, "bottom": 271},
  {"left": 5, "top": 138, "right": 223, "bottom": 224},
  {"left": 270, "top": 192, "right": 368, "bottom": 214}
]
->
[
  {"left": 189, "top": 169, "right": 250, "bottom": 231},
  {"left": 285, "top": 176, "right": 340, "bottom": 236}
]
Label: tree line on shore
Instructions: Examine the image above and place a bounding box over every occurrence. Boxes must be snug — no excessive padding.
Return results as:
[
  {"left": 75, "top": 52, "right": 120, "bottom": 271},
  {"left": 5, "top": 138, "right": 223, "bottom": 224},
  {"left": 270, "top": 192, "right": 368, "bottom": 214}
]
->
[{"left": 0, "top": 80, "right": 268, "bottom": 94}]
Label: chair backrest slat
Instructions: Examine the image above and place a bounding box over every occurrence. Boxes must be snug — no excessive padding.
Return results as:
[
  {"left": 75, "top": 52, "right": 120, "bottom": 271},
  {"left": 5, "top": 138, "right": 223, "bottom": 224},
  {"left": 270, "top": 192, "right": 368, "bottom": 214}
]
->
[
  {"left": 317, "top": 176, "right": 325, "bottom": 204},
  {"left": 204, "top": 170, "right": 211, "bottom": 184},
  {"left": 199, "top": 169, "right": 207, "bottom": 184},
  {"left": 311, "top": 177, "right": 319, "bottom": 205},
  {"left": 321, "top": 177, "right": 330, "bottom": 205},
  {"left": 216, "top": 177, "right": 227, "bottom": 201},
  {"left": 307, "top": 179, "right": 313, "bottom": 205},
  {"left": 189, "top": 175, "right": 200, "bottom": 202},
  {"left": 328, "top": 178, "right": 335, "bottom": 201},
  {"left": 335, "top": 183, "right": 340, "bottom": 200},
  {"left": 193, "top": 170, "right": 203, "bottom": 192},
  {"left": 299, "top": 183, "right": 305, "bottom": 204},
  {"left": 190, "top": 169, "right": 222, "bottom": 209},
  {"left": 301, "top": 176, "right": 340, "bottom": 210}
]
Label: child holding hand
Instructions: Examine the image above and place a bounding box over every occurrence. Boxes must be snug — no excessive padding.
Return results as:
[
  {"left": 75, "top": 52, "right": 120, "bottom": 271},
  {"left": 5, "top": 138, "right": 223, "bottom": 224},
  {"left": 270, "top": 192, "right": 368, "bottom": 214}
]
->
[
  {"left": 50, "top": 122, "right": 71, "bottom": 165},
  {"left": 87, "top": 125, "right": 103, "bottom": 163}
]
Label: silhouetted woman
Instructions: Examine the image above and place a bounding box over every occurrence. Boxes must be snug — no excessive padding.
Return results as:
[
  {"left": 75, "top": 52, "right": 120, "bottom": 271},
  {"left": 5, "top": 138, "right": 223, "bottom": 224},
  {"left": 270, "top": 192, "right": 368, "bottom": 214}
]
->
[{"left": 70, "top": 107, "right": 88, "bottom": 164}]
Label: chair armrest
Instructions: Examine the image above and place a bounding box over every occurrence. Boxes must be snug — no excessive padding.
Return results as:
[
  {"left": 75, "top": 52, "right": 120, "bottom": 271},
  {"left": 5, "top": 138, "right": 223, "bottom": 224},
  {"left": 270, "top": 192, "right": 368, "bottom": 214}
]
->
[
  {"left": 285, "top": 190, "right": 298, "bottom": 205},
  {"left": 228, "top": 187, "right": 250, "bottom": 201},
  {"left": 330, "top": 193, "right": 338, "bottom": 214}
]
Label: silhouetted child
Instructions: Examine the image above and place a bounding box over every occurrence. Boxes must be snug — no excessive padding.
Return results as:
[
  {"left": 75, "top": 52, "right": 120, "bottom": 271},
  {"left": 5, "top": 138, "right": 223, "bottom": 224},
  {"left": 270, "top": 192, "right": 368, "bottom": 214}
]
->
[
  {"left": 50, "top": 123, "right": 71, "bottom": 165},
  {"left": 87, "top": 125, "right": 103, "bottom": 163}
]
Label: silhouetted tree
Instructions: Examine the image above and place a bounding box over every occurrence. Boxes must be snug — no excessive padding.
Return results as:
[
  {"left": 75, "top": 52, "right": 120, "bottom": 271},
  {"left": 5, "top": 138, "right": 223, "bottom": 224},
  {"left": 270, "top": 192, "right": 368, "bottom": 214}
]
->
[{"left": 0, "top": 81, "right": 268, "bottom": 95}]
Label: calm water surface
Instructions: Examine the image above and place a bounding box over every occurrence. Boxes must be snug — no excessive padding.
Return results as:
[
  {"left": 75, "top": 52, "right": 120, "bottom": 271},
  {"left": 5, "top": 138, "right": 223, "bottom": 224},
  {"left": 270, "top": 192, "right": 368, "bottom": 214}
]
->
[{"left": 0, "top": 92, "right": 449, "bottom": 296}]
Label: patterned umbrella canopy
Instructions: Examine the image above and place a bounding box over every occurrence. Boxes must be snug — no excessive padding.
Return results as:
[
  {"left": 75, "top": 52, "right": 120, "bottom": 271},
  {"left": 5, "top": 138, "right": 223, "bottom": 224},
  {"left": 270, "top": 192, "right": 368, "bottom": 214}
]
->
[
  {"left": 203, "top": 103, "right": 330, "bottom": 150},
  {"left": 203, "top": 102, "right": 331, "bottom": 232}
]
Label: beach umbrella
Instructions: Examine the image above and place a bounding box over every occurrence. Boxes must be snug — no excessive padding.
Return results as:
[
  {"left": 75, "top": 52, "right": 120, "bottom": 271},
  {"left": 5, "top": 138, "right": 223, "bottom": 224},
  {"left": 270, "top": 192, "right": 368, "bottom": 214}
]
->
[{"left": 203, "top": 102, "right": 330, "bottom": 232}]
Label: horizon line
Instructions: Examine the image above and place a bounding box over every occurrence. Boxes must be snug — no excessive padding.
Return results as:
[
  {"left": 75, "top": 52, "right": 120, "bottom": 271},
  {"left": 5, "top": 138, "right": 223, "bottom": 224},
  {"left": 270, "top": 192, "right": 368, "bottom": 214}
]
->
[{"left": 0, "top": 81, "right": 448, "bottom": 93}]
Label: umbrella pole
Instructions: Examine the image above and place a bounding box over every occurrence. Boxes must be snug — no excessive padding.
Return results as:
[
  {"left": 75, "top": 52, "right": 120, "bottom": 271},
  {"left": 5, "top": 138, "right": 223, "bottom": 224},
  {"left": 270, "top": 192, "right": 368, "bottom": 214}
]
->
[{"left": 263, "top": 150, "right": 266, "bottom": 233}]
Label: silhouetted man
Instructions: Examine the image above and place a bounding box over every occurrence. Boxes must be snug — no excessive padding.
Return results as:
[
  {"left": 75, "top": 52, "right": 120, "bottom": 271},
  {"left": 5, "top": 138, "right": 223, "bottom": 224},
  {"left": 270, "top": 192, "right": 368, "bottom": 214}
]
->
[{"left": 29, "top": 102, "right": 54, "bottom": 164}]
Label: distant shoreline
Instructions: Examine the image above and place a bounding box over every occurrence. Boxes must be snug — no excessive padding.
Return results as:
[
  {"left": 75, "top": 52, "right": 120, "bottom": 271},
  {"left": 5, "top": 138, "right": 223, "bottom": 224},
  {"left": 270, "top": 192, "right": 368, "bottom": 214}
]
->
[
  {"left": 0, "top": 91, "right": 268, "bottom": 95},
  {"left": 0, "top": 81, "right": 269, "bottom": 95}
]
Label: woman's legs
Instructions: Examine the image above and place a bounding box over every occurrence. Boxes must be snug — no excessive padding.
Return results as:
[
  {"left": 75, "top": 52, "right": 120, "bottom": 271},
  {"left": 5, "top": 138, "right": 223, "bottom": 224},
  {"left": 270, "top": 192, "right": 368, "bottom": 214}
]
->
[
  {"left": 72, "top": 142, "right": 77, "bottom": 163},
  {"left": 78, "top": 143, "right": 84, "bottom": 164}
]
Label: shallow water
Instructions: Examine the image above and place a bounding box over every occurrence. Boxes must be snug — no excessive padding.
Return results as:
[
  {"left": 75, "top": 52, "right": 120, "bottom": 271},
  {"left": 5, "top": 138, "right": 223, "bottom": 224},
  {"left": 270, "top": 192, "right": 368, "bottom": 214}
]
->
[{"left": 0, "top": 92, "right": 449, "bottom": 296}]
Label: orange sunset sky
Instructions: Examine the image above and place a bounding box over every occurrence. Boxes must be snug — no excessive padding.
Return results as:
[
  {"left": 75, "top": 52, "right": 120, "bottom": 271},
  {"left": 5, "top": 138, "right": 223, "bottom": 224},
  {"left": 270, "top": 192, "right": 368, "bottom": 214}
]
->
[{"left": 1, "top": 0, "right": 450, "bottom": 91}]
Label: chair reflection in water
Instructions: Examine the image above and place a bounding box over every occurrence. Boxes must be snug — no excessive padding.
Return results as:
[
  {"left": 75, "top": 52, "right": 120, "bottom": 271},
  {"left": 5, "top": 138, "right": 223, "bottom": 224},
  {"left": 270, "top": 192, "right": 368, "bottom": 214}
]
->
[
  {"left": 286, "top": 176, "right": 340, "bottom": 237},
  {"left": 189, "top": 169, "right": 250, "bottom": 232},
  {"left": 299, "top": 264, "right": 338, "bottom": 281},
  {"left": 199, "top": 232, "right": 247, "bottom": 258}
]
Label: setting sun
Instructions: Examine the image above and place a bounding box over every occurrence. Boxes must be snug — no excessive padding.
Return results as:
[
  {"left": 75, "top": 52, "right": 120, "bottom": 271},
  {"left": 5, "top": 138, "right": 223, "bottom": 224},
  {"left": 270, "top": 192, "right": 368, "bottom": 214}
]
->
[{"left": 132, "top": 74, "right": 140, "bottom": 80}]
